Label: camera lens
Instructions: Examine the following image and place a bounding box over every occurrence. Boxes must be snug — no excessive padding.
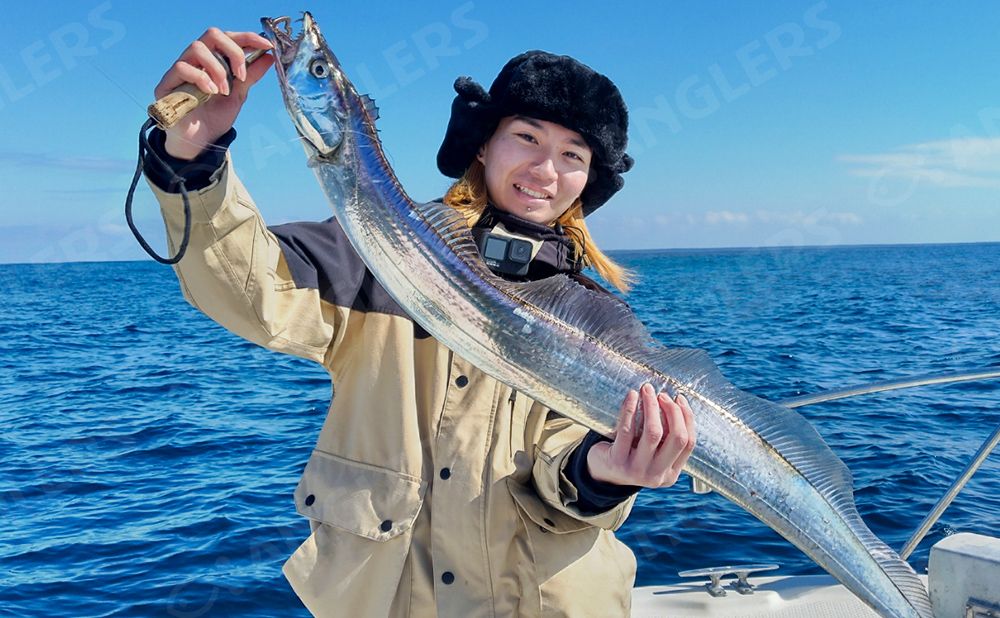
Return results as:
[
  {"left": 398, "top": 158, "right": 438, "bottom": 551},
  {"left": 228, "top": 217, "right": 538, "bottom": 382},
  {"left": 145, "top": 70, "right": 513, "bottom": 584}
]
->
[{"left": 509, "top": 239, "right": 532, "bottom": 263}]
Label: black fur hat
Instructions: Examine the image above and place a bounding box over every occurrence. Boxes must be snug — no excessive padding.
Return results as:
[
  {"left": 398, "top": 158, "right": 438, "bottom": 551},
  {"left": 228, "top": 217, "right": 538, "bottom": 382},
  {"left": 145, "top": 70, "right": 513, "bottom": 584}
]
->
[{"left": 436, "top": 50, "right": 633, "bottom": 216}]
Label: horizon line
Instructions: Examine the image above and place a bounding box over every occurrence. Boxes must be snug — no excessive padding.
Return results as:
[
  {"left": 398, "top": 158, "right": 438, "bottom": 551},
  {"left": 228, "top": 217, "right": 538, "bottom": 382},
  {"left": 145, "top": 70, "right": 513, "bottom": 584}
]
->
[
  {"left": 1, "top": 238, "right": 998, "bottom": 268},
  {"left": 607, "top": 238, "right": 1000, "bottom": 254}
]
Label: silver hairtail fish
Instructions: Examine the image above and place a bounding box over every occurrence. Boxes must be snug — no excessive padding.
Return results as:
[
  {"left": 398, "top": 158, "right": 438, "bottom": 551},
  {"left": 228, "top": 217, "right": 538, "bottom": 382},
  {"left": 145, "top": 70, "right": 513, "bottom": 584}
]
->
[{"left": 261, "top": 13, "right": 932, "bottom": 618}]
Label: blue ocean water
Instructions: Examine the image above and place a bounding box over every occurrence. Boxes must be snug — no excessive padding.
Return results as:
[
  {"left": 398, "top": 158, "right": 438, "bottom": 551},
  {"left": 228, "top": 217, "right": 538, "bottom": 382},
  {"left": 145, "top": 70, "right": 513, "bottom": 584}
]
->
[{"left": 1, "top": 243, "right": 998, "bottom": 617}]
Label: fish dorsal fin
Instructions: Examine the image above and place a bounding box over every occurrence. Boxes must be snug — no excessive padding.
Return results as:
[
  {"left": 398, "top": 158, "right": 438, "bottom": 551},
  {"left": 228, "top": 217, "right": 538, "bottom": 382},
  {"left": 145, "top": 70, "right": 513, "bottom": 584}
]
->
[
  {"left": 500, "top": 273, "right": 930, "bottom": 614},
  {"left": 361, "top": 94, "right": 379, "bottom": 121},
  {"left": 503, "top": 275, "right": 854, "bottom": 494},
  {"left": 505, "top": 275, "right": 652, "bottom": 352},
  {"left": 403, "top": 204, "right": 662, "bottom": 354},
  {"left": 654, "top": 346, "right": 856, "bottom": 491},
  {"left": 407, "top": 199, "right": 489, "bottom": 271}
]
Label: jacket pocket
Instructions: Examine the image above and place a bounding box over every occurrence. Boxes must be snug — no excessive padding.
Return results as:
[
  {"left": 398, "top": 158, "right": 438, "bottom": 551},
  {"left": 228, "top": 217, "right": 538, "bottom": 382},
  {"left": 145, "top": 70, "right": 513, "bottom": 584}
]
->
[
  {"left": 284, "top": 450, "right": 426, "bottom": 617},
  {"left": 295, "top": 449, "right": 426, "bottom": 540},
  {"left": 506, "top": 476, "right": 591, "bottom": 535},
  {"left": 506, "top": 478, "right": 635, "bottom": 617}
]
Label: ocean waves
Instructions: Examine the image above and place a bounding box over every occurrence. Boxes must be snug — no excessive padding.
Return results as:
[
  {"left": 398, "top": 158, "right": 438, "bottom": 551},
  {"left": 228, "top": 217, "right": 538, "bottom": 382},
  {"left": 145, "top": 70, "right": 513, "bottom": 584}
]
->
[{"left": 1, "top": 245, "right": 998, "bottom": 615}]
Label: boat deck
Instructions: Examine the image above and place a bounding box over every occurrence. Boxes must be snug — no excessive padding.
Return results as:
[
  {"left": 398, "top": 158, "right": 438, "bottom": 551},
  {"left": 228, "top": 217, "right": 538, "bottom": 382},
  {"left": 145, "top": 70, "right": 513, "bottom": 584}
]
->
[{"left": 632, "top": 574, "right": 886, "bottom": 617}]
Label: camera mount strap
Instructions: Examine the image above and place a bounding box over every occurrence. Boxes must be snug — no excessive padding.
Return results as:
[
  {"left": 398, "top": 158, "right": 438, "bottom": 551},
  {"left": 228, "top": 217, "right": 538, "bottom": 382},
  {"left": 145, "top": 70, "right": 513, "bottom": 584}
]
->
[{"left": 124, "top": 117, "right": 192, "bottom": 265}]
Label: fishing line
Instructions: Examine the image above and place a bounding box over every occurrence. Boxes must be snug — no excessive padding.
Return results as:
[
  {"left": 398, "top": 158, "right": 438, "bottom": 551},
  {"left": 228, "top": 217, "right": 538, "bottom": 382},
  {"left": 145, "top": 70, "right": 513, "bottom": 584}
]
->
[
  {"left": 85, "top": 58, "right": 146, "bottom": 111},
  {"left": 84, "top": 57, "right": 192, "bottom": 263}
]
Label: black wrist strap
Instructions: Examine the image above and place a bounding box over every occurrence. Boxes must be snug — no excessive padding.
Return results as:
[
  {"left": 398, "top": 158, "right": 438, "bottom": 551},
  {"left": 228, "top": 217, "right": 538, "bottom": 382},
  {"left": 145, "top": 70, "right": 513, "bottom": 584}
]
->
[{"left": 124, "top": 118, "right": 191, "bottom": 264}]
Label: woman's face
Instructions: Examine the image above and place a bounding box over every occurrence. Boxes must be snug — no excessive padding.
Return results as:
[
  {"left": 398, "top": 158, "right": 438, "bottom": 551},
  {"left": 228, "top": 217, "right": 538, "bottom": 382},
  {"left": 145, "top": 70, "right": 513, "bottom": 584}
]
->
[{"left": 477, "top": 116, "right": 592, "bottom": 225}]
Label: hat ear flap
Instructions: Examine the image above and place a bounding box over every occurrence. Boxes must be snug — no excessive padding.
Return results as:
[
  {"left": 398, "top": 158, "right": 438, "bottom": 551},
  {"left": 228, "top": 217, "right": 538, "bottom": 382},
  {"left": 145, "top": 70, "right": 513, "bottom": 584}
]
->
[
  {"left": 618, "top": 153, "right": 634, "bottom": 174},
  {"left": 580, "top": 166, "right": 626, "bottom": 216},
  {"left": 454, "top": 76, "right": 490, "bottom": 105},
  {"left": 437, "top": 77, "right": 500, "bottom": 178}
]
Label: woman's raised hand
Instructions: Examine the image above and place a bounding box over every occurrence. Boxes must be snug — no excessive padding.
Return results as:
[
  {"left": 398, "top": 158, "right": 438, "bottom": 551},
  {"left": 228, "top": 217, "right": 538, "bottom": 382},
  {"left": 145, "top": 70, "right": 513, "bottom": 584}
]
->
[
  {"left": 586, "top": 383, "right": 697, "bottom": 488},
  {"left": 154, "top": 28, "right": 274, "bottom": 160}
]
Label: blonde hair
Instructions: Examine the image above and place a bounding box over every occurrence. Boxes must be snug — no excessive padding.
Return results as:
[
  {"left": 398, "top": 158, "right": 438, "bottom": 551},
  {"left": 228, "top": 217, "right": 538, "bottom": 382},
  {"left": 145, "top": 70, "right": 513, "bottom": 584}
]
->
[{"left": 443, "top": 160, "right": 635, "bottom": 293}]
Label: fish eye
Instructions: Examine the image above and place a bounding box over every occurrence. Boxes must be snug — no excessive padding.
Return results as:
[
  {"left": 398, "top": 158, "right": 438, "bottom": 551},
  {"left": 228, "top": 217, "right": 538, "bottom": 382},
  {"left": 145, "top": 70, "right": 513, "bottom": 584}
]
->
[{"left": 309, "top": 58, "right": 330, "bottom": 79}]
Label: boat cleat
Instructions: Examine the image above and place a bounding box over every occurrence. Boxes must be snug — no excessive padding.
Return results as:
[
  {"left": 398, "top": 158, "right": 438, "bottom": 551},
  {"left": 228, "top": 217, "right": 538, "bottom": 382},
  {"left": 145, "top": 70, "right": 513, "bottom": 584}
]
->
[{"left": 678, "top": 563, "right": 780, "bottom": 597}]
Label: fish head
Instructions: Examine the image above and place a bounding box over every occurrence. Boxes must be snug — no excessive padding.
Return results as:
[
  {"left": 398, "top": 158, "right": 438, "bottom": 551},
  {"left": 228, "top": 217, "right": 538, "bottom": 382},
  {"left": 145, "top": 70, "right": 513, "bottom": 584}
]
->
[{"left": 261, "top": 13, "right": 359, "bottom": 162}]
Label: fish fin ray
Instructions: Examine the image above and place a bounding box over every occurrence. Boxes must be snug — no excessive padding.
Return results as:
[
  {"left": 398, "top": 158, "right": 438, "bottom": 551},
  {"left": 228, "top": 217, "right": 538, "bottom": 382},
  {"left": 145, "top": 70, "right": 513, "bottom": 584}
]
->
[
  {"left": 361, "top": 94, "right": 379, "bottom": 121},
  {"left": 406, "top": 199, "right": 488, "bottom": 269},
  {"left": 503, "top": 274, "right": 648, "bottom": 349},
  {"left": 648, "top": 346, "right": 859, "bottom": 493}
]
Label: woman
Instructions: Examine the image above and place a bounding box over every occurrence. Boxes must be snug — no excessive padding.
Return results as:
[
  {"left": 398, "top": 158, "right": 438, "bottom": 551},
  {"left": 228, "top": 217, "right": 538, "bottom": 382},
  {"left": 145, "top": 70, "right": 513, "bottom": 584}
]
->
[{"left": 146, "top": 28, "right": 696, "bottom": 617}]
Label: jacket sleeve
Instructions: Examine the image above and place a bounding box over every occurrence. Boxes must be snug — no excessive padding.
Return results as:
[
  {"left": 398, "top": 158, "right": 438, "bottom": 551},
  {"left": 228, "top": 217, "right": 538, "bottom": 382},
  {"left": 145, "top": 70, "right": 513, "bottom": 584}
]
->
[
  {"left": 531, "top": 411, "right": 638, "bottom": 531},
  {"left": 145, "top": 141, "right": 347, "bottom": 366}
]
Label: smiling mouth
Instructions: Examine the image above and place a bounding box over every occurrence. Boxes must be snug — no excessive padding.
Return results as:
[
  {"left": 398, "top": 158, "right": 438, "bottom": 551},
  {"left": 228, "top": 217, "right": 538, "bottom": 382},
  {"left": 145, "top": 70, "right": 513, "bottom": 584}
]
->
[{"left": 514, "top": 184, "right": 551, "bottom": 200}]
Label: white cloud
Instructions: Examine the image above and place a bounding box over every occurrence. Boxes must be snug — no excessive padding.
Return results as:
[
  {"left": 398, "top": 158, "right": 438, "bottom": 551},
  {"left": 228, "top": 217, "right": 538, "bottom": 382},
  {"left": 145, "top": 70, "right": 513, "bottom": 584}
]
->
[
  {"left": 699, "top": 209, "right": 861, "bottom": 226},
  {"left": 754, "top": 210, "right": 862, "bottom": 226},
  {"left": 705, "top": 210, "right": 749, "bottom": 224},
  {"left": 839, "top": 137, "right": 1000, "bottom": 188}
]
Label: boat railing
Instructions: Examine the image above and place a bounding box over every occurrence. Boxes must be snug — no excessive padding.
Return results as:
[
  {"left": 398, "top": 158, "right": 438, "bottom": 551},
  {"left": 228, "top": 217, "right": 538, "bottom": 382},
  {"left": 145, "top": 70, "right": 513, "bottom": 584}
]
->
[{"left": 776, "top": 368, "right": 1000, "bottom": 560}]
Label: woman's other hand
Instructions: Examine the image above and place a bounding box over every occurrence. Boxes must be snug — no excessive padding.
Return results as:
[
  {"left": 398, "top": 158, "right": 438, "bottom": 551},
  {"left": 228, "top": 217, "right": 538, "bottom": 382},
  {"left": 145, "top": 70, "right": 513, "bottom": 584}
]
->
[
  {"left": 153, "top": 28, "right": 274, "bottom": 160},
  {"left": 586, "top": 383, "right": 696, "bottom": 488}
]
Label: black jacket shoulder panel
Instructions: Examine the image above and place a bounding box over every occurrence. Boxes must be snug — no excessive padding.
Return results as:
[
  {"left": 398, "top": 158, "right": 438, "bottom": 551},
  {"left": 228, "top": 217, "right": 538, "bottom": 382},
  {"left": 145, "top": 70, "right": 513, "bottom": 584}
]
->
[{"left": 269, "top": 217, "right": 430, "bottom": 337}]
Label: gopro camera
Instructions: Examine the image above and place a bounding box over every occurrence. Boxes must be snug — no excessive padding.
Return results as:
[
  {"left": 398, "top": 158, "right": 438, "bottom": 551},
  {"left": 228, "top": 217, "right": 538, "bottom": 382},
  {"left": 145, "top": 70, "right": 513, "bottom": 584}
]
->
[{"left": 473, "top": 230, "right": 535, "bottom": 276}]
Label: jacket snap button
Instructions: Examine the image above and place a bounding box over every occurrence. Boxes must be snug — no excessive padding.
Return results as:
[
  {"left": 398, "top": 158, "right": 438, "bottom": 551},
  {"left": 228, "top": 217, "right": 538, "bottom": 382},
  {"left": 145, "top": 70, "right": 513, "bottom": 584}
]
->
[
  {"left": 539, "top": 525, "right": 549, "bottom": 534},
  {"left": 380, "top": 519, "right": 392, "bottom": 532},
  {"left": 439, "top": 467, "right": 451, "bottom": 480},
  {"left": 442, "top": 571, "right": 455, "bottom": 585},
  {"left": 455, "top": 375, "right": 469, "bottom": 387},
  {"left": 543, "top": 517, "right": 555, "bottom": 527},
  {"left": 304, "top": 494, "right": 316, "bottom": 506}
]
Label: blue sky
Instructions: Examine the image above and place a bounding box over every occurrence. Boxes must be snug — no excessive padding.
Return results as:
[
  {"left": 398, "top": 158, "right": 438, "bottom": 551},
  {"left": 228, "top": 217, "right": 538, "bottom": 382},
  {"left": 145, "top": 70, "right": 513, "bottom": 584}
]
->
[{"left": 1, "top": 1, "right": 998, "bottom": 263}]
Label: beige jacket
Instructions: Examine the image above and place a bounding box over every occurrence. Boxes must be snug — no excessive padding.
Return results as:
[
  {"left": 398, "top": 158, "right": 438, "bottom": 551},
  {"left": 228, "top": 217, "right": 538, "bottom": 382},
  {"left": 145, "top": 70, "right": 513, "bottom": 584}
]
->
[{"left": 149, "top": 155, "right": 637, "bottom": 617}]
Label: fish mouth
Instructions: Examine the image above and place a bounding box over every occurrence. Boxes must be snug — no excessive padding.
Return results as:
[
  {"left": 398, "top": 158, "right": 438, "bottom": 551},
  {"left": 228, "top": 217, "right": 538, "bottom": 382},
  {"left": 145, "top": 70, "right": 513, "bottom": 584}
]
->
[
  {"left": 261, "top": 12, "right": 338, "bottom": 78},
  {"left": 260, "top": 15, "right": 297, "bottom": 74}
]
